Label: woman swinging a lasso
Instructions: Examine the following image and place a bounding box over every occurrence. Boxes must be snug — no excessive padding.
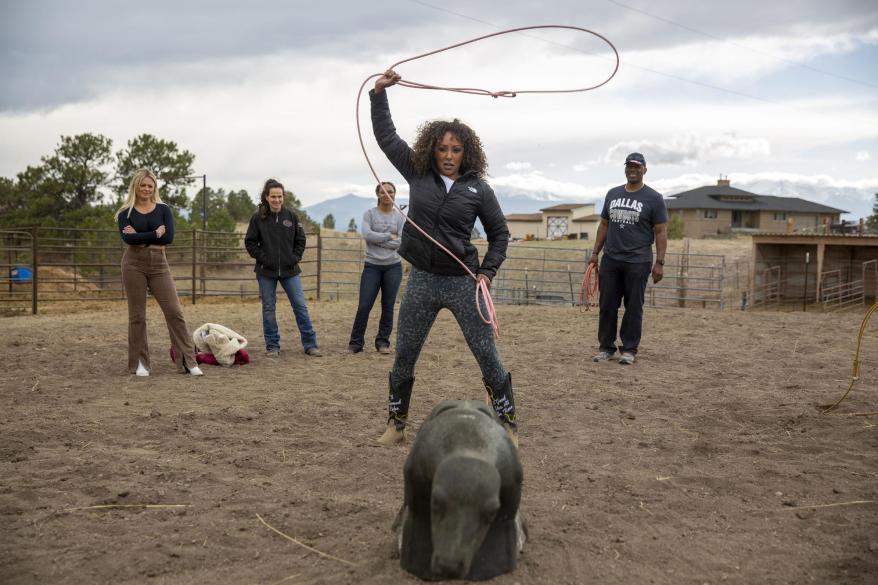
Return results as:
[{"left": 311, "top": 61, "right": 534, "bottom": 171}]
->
[{"left": 371, "top": 70, "right": 518, "bottom": 447}]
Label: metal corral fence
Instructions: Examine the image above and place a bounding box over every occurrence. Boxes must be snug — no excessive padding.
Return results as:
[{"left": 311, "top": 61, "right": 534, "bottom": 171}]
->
[
  {"left": 1, "top": 227, "right": 730, "bottom": 314},
  {"left": 319, "top": 235, "right": 729, "bottom": 310},
  {"left": 751, "top": 256, "right": 877, "bottom": 311},
  {"left": 821, "top": 259, "right": 878, "bottom": 311}
]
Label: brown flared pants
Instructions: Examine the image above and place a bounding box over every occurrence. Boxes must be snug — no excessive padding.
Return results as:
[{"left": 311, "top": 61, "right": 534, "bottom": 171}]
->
[{"left": 121, "top": 245, "right": 196, "bottom": 373}]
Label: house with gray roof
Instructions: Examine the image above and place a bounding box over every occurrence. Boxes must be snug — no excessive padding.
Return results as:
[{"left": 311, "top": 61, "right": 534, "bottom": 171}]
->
[{"left": 666, "top": 178, "right": 846, "bottom": 238}]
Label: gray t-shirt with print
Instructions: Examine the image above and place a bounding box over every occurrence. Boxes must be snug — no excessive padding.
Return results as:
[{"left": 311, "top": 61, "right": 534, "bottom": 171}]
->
[{"left": 600, "top": 184, "right": 668, "bottom": 263}]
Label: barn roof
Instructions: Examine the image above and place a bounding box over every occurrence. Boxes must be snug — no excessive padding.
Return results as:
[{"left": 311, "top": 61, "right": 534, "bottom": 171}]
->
[
  {"left": 505, "top": 213, "right": 543, "bottom": 221},
  {"left": 539, "top": 203, "right": 591, "bottom": 212},
  {"left": 667, "top": 182, "right": 846, "bottom": 214}
]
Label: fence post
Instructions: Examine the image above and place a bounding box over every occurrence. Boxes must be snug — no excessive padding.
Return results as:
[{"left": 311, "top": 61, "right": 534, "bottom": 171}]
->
[
  {"left": 542, "top": 249, "right": 547, "bottom": 288},
  {"left": 191, "top": 229, "right": 197, "bottom": 305},
  {"left": 200, "top": 230, "right": 207, "bottom": 297},
  {"left": 31, "top": 226, "right": 38, "bottom": 315},
  {"left": 802, "top": 252, "right": 810, "bottom": 312},
  {"left": 72, "top": 231, "right": 77, "bottom": 292},
  {"left": 678, "top": 237, "right": 690, "bottom": 308},
  {"left": 7, "top": 233, "right": 12, "bottom": 295},
  {"left": 316, "top": 231, "right": 323, "bottom": 300},
  {"left": 524, "top": 267, "right": 529, "bottom": 304},
  {"left": 719, "top": 256, "right": 726, "bottom": 311},
  {"left": 567, "top": 265, "right": 575, "bottom": 307}
]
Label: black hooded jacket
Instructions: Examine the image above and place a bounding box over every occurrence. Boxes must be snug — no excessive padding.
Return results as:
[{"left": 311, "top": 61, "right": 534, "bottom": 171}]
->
[
  {"left": 370, "top": 89, "right": 509, "bottom": 280},
  {"left": 244, "top": 207, "right": 306, "bottom": 278}
]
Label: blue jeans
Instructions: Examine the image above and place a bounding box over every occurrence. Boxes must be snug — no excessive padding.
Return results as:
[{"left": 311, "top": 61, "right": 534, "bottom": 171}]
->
[
  {"left": 257, "top": 274, "right": 318, "bottom": 352},
  {"left": 349, "top": 262, "right": 402, "bottom": 350}
]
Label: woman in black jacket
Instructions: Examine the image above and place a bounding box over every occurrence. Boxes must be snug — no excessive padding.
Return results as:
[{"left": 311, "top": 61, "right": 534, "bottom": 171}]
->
[
  {"left": 371, "top": 70, "right": 517, "bottom": 447},
  {"left": 245, "top": 179, "right": 321, "bottom": 357}
]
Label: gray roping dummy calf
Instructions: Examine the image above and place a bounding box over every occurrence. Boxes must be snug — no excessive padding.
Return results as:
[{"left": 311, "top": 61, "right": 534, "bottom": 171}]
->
[{"left": 396, "top": 400, "right": 526, "bottom": 580}]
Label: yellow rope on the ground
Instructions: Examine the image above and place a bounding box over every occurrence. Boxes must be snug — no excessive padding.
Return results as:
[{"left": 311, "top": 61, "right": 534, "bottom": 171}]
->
[
  {"left": 823, "top": 302, "right": 877, "bottom": 414},
  {"left": 64, "top": 504, "right": 189, "bottom": 511},
  {"left": 256, "top": 513, "right": 357, "bottom": 567}
]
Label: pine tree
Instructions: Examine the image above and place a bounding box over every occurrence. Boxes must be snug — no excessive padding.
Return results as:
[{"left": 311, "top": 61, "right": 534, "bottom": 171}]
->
[{"left": 868, "top": 193, "right": 878, "bottom": 230}]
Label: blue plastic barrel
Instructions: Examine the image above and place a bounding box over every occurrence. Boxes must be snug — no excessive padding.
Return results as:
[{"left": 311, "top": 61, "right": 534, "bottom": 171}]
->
[{"left": 10, "top": 266, "right": 33, "bottom": 283}]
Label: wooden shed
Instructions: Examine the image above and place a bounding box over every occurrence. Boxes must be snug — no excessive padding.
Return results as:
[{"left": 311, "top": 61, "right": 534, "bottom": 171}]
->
[{"left": 750, "top": 233, "right": 878, "bottom": 309}]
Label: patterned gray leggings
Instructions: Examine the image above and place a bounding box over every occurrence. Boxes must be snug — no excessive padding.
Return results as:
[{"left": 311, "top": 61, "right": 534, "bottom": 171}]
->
[{"left": 390, "top": 267, "right": 507, "bottom": 389}]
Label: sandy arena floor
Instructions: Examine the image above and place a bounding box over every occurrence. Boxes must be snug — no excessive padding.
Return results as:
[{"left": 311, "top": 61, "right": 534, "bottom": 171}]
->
[{"left": 1, "top": 299, "right": 876, "bottom": 584}]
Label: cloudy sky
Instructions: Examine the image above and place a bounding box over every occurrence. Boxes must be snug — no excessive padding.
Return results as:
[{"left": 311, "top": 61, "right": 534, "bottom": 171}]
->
[{"left": 2, "top": 0, "right": 877, "bottom": 217}]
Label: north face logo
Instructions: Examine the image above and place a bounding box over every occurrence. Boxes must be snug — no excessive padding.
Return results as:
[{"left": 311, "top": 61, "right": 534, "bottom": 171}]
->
[{"left": 467, "top": 186, "right": 478, "bottom": 194}]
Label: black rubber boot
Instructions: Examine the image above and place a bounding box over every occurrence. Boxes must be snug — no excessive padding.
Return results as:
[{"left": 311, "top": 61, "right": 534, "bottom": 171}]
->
[
  {"left": 388, "top": 373, "right": 414, "bottom": 430},
  {"left": 485, "top": 373, "right": 518, "bottom": 447}
]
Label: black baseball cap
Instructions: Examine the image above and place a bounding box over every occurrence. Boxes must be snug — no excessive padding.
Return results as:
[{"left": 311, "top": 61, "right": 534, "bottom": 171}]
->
[{"left": 624, "top": 152, "right": 646, "bottom": 167}]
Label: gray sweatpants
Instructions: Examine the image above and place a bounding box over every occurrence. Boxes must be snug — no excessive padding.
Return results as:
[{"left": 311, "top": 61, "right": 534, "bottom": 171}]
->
[{"left": 390, "top": 267, "right": 507, "bottom": 389}]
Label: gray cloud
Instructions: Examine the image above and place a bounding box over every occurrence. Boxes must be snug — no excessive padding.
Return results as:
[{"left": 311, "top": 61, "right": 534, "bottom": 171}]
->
[
  {"left": 2, "top": 0, "right": 876, "bottom": 111},
  {"left": 408, "top": 0, "right": 878, "bottom": 51},
  {"left": 0, "top": 0, "right": 426, "bottom": 110},
  {"left": 603, "top": 135, "right": 771, "bottom": 167}
]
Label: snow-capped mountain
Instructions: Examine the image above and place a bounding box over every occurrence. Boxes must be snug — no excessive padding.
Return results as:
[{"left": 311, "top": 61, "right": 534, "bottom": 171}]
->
[
  {"left": 304, "top": 177, "right": 875, "bottom": 232},
  {"left": 303, "top": 189, "right": 597, "bottom": 232}
]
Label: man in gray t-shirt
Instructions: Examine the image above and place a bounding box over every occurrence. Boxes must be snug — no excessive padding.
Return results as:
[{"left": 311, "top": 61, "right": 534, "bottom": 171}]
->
[
  {"left": 348, "top": 182, "right": 407, "bottom": 354},
  {"left": 588, "top": 152, "right": 668, "bottom": 365}
]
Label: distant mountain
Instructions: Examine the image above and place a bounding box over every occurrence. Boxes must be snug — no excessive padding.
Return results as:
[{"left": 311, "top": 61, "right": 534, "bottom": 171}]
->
[
  {"left": 304, "top": 178, "right": 875, "bottom": 233},
  {"left": 736, "top": 179, "right": 872, "bottom": 219},
  {"left": 303, "top": 189, "right": 598, "bottom": 233},
  {"left": 303, "top": 194, "right": 389, "bottom": 231},
  {"left": 492, "top": 188, "right": 592, "bottom": 213}
]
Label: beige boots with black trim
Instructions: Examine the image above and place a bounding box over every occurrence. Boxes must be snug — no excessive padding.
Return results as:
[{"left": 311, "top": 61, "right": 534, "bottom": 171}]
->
[
  {"left": 376, "top": 421, "right": 406, "bottom": 445},
  {"left": 376, "top": 374, "right": 519, "bottom": 449},
  {"left": 376, "top": 375, "right": 414, "bottom": 445}
]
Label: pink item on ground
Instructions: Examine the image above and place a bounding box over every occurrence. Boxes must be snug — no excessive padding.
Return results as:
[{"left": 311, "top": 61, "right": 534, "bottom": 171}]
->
[{"left": 170, "top": 348, "right": 249, "bottom": 366}]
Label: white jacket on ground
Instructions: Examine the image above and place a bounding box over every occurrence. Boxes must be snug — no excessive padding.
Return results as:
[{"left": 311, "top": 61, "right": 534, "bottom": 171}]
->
[{"left": 192, "top": 323, "right": 248, "bottom": 366}]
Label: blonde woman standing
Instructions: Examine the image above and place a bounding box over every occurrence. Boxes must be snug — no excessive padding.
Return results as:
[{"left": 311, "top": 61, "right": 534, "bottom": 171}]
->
[{"left": 116, "top": 168, "right": 203, "bottom": 377}]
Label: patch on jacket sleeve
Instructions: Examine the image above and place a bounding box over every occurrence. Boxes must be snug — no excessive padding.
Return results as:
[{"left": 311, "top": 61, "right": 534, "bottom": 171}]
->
[{"left": 283, "top": 219, "right": 293, "bottom": 227}]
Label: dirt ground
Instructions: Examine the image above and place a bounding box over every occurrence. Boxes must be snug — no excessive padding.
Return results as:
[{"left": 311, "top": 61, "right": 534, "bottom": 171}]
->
[{"left": 1, "top": 298, "right": 876, "bottom": 585}]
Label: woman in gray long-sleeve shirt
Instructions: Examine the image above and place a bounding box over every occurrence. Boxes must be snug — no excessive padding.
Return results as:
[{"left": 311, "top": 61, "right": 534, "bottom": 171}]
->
[{"left": 347, "top": 181, "right": 406, "bottom": 354}]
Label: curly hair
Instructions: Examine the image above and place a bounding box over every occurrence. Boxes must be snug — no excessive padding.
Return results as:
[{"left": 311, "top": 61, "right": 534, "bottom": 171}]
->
[
  {"left": 411, "top": 119, "right": 488, "bottom": 180},
  {"left": 258, "top": 178, "right": 285, "bottom": 219}
]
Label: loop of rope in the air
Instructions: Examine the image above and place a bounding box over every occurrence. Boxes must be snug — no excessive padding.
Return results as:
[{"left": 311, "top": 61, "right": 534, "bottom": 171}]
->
[{"left": 356, "top": 25, "right": 621, "bottom": 338}]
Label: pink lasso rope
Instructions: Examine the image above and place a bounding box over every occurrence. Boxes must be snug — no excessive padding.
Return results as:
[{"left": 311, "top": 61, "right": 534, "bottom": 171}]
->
[
  {"left": 580, "top": 262, "right": 600, "bottom": 312},
  {"left": 356, "top": 25, "right": 620, "bottom": 337}
]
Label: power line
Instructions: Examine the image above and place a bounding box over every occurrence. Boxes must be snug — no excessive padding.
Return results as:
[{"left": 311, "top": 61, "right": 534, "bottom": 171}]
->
[
  {"left": 605, "top": 0, "right": 878, "bottom": 90},
  {"left": 406, "top": 0, "right": 776, "bottom": 103}
]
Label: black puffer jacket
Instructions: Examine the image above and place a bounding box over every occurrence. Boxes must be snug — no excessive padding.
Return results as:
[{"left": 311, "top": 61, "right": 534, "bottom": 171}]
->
[
  {"left": 244, "top": 208, "right": 306, "bottom": 278},
  {"left": 370, "top": 89, "right": 509, "bottom": 280}
]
